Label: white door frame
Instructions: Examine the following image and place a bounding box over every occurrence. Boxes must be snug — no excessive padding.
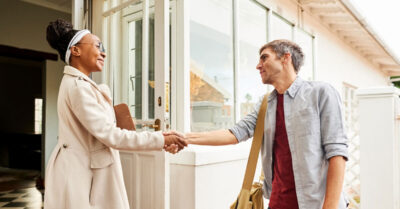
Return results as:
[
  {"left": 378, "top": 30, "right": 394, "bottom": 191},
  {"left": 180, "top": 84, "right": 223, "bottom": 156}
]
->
[{"left": 88, "top": 0, "right": 173, "bottom": 209}]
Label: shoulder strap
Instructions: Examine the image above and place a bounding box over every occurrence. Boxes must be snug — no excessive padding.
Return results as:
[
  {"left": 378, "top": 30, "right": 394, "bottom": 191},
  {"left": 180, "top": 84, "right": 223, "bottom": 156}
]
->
[{"left": 241, "top": 94, "right": 269, "bottom": 190}]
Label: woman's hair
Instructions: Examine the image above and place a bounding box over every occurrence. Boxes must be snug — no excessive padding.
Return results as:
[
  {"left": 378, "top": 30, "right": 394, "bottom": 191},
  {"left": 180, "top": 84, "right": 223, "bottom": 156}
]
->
[{"left": 46, "top": 19, "right": 79, "bottom": 62}]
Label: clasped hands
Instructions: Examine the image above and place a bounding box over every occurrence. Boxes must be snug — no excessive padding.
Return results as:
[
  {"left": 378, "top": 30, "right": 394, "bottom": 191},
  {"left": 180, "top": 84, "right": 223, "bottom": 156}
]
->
[{"left": 163, "top": 131, "right": 188, "bottom": 154}]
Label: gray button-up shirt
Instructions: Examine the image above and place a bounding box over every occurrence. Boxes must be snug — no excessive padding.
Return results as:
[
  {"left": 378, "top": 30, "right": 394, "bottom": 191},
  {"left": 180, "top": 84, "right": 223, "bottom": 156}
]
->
[{"left": 230, "top": 77, "right": 349, "bottom": 209}]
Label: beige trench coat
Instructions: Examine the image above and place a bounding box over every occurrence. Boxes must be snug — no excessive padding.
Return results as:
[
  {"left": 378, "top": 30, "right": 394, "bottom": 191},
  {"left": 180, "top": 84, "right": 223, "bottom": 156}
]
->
[{"left": 44, "top": 66, "right": 164, "bottom": 209}]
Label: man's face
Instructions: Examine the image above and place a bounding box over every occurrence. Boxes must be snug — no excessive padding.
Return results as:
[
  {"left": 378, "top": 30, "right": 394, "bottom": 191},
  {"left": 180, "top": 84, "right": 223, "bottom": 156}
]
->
[{"left": 256, "top": 47, "right": 284, "bottom": 84}]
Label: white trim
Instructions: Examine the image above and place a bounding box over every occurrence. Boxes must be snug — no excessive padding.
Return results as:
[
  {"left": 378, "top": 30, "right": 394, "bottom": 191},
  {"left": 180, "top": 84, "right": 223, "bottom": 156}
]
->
[
  {"left": 176, "top": 0, "right": 190, "bottom": 132},
  {"left": 142, "top": 0, "right": 149, "bottom": 120},
  {"left": 312, "top": 35, "right": 317, "bottom": 80},
  {"left": 121, "top": 19, "right": 128, "bottom": 105},
  {"left": 72, "top": 0, "right": 84, "bottom": 29},
  {"left": 154, "top": 0, "right": 169, "bottom": 130},
  {"left": 171, "top": 3, "right": 177, "bottom": 130},
  {"left": 266, "top": 9, "right": 272, "bottom": 42},
  {"left": 390, "top": 78, "right": 400, "bottom": 82},
  {"left": 21, "top": 0, "right": 71, "bottom": 14},
  {"left": 102, "top": 0, "right": 140, "bottom": 17},
  {"left": 154, "top": 3, "right": 170, "bottom": 209},
  {"left": 90, "top": 0, "right": 104, "bottom": 83},
  {"left": 170, "top": 142, "right": 251, "bottom": 166},
  {"left": 356, "top": 86, "right": 400, "bottom": 98},
  {"left": 233, "top": 0, "right": 240, "bottom": 123}
]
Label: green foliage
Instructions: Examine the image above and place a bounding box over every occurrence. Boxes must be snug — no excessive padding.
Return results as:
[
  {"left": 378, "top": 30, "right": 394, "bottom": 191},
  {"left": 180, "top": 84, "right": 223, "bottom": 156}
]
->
[{"left": 391, "top": 76, "right": 400, "bottom": 88}]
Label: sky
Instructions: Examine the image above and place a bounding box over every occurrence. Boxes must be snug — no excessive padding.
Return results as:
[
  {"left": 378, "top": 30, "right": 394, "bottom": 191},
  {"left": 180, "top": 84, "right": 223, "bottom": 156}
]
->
[{"left": 350, "top": 0, "right": 400, "bottom": 61}]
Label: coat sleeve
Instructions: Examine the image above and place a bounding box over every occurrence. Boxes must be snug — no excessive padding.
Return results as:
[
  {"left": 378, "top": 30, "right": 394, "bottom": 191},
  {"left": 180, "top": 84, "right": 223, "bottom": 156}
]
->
[{"left": 68, "top": 79, "right": 164, "bottom": 151}]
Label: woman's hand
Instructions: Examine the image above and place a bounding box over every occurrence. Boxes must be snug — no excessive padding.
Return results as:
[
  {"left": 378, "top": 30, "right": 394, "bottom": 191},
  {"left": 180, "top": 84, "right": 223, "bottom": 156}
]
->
[{"left": 163, "top": 131, "right": 187, "bottom": 154}]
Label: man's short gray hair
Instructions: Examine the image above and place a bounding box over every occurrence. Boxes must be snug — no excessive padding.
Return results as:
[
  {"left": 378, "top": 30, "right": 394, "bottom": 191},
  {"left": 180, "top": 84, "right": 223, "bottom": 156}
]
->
[{"left": 259, "top": 39, "right": 304, "bottom": 73}]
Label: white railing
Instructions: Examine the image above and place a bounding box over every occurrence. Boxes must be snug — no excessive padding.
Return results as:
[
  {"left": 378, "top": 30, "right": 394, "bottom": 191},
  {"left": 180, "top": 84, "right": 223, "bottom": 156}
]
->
[
  {"left": 343, "top": 84, "right": 360, "bottom": 209},
  {"left": 357, "top": 87, "right": 400, "bottom": 209}
]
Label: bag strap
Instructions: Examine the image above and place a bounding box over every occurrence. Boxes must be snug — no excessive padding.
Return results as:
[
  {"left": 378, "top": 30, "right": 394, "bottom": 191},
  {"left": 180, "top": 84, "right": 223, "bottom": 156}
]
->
[{"left": 241, "top": 94, "right": 269, "bottom": 191}]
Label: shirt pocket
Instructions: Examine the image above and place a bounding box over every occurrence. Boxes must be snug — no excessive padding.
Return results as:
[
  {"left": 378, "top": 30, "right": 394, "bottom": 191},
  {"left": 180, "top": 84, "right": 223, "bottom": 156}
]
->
[
  {"left": 90, "top": 147, "right": 114, "bottom": 169},
  {"left": 292, "top": 107, "right": 320, "bottom": 137}
]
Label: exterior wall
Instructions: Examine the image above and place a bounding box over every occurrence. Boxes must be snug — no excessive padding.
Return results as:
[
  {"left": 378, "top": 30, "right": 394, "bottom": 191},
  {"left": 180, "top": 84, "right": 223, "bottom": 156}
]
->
[
  {"left": 172, "top": 0, "right": 391, "bottom": 209},
  {"left": 259, "top": 0, "right": 388, "bottom": 89},
  {"left": 0, "top": 0, "right": 70, "bottom": 170}
]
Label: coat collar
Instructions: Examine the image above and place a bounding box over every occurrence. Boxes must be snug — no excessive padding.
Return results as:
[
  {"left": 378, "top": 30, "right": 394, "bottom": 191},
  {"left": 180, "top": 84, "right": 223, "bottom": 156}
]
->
[{"left": 64, "top": 66, "right": 112, "bottom": 104}]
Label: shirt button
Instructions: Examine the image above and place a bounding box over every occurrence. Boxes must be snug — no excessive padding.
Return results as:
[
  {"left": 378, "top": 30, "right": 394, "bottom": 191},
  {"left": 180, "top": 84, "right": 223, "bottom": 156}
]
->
[{"left": 63, "top": 144, "right": 68, "bottom": 149}]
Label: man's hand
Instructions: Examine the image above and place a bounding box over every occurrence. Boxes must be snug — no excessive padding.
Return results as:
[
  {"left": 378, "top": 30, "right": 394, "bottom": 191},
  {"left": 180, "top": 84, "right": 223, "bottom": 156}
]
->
[{"left": 163, "top": 131, "right": 187, "bottom": 154}]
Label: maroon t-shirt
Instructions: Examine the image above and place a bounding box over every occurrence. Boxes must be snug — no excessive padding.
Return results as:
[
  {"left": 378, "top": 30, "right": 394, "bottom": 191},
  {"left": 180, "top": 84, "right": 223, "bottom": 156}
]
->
[{"left": 268, "top": 94, "right": 299, "bottom": 209}]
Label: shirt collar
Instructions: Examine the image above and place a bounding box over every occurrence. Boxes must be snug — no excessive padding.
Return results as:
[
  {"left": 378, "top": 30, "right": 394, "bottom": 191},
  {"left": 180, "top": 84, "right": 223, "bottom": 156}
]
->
[
  {"left": 268, "top": 76, "right": 304, "bottom": 101},
  {"left": 286, "top": 76, "right": 303, "bottom": 98}
]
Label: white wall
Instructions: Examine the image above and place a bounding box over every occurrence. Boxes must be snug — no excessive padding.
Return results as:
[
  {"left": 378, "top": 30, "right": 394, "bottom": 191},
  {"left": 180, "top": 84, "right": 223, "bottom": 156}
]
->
[
  {"left": 44, "top": 61, "right": 65, "bottom": 170},
  {"left": 0, "top": 0, "right": 70, "bottom": 173},
  {"left": 259, "top": 0, "right": 389, "bottom": 90}
]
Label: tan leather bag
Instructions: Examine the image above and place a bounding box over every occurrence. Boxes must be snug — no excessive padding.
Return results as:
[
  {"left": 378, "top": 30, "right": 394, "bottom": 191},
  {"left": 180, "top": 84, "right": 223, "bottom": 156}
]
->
[
  {"left": 113, "top": 103, "right": 136, "bottom": 131},
  {"left": 230, "top": 94, "right": 269, "bottom": 209}
]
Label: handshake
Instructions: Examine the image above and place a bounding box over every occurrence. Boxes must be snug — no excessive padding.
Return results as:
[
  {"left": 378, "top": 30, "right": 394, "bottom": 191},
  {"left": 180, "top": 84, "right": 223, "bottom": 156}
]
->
[{"left": 162, "top": 131, "right": 188, "bottom": 154}]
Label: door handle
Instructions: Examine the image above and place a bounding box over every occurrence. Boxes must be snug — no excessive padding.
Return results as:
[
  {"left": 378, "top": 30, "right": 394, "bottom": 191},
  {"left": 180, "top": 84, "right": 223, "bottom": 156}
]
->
[{"left": 134, "top": 119, "right": 161, "bottom": 131}]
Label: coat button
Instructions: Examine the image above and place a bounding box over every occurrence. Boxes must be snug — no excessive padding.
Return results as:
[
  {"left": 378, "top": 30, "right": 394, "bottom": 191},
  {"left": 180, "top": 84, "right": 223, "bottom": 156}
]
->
[{"left": 63, "top": 144, "right": 68, "bottom": 148}]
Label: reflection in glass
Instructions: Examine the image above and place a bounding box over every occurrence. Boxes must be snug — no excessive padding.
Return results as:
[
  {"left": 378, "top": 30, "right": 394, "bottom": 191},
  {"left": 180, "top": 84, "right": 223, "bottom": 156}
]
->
[
  {"left": 238, "top": 0, "right": 268, "bottom": 119},
  {"left": 190, "top": 0, "right": 234, "bottom": 131}
]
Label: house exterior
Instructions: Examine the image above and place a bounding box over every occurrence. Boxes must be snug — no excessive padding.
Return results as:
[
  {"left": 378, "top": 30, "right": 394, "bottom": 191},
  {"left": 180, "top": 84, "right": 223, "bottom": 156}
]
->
[{"left": 1, "top": 0, "right": 399, "bottom": 209}]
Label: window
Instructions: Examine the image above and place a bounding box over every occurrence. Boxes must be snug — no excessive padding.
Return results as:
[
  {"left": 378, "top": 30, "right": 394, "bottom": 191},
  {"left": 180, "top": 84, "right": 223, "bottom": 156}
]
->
[
  {"left": 34, "top": 98, "right": 42, "bottom": 134},
  {"left": 295, "top": 28, "right": 314, "bottom": 81},
  {"left": 238, "top": 0, "right": 268, "bottom": 119},
  {"left": 190, "top": 0, "right": 234, "bottom": 131},
  {"left": 270, "top": 12, "right": 293, "bottom": 41},
  {"left": 189, "top": 0, "right": 315, "bottom": 130}
]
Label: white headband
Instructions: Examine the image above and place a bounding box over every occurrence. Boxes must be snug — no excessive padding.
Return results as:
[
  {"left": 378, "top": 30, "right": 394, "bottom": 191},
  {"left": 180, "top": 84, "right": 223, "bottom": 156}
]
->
[{"left": 65, "top": 29, "right": 91, "bottom": 65}]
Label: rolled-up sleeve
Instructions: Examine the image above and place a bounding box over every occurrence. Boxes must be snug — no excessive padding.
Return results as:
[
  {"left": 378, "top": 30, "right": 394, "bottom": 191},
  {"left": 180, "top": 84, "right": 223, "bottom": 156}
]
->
[
  {"left": 319, "top": 84, "right": 349, "bottom": 160},
  {"left": 229, "top": 97, "right": 263, "bottom": 143}
]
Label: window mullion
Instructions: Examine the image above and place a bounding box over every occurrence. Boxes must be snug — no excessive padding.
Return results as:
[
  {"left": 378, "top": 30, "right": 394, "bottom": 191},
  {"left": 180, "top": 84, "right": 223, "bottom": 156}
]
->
[
  {"left": 142, "top": 0, "right": 149, "bottom": 120},
  {"left": 233, "top": 0, "right": 239, "bottom": 123}
]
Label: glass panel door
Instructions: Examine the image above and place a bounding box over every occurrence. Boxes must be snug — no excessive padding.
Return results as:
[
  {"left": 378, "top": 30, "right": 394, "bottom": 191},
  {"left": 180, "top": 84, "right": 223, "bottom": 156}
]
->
[{"left": 98, "top": 1, "right": 174, "bottom": 209}]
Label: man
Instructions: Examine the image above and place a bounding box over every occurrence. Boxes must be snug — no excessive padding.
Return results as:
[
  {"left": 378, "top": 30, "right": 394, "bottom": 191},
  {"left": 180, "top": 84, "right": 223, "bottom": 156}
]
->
[{"left": 185, "top": 39, "right": 348, "bottom": 209}]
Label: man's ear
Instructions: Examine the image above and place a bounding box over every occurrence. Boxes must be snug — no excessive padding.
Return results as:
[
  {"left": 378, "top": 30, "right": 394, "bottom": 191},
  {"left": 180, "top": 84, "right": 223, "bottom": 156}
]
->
[
  {"left": 70, "top": 46, "right": 80, "bottom": 57},
  {"left": 283, "top": 53, "right": 291, "bottom": 64}
]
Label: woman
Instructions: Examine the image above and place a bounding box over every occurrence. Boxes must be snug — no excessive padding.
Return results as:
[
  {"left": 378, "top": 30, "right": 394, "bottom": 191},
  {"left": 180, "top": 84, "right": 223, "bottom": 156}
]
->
[{"left": 44, "top": 19, "right": 186, "bottom": 209}]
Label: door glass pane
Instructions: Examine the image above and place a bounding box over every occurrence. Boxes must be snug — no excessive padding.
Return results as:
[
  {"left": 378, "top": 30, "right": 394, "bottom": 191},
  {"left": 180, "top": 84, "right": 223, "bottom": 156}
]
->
[
  {"left": 149, "top": 13, "right": 155, "bottom": 119},
  {"left": 127, "top": 13, "right": 155, "bottom": 120},
  {"left": 128, "top": 19, "right": 142, "bottom": 119},
  {"left": 238, "top": 0, "right": 268, "bottom": 119},
  {"left": 190, "top": 0, "right": 234, "bottom": 132}
]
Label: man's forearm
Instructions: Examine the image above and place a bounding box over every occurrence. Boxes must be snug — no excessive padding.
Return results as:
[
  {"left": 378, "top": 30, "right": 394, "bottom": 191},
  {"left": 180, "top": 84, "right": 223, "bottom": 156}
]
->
[
  {"left": 185, "top": 130, "right": 238, "bottom": 145},
  {"left": 323, "top": 156, "right": 346, "bottom": 209}
]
